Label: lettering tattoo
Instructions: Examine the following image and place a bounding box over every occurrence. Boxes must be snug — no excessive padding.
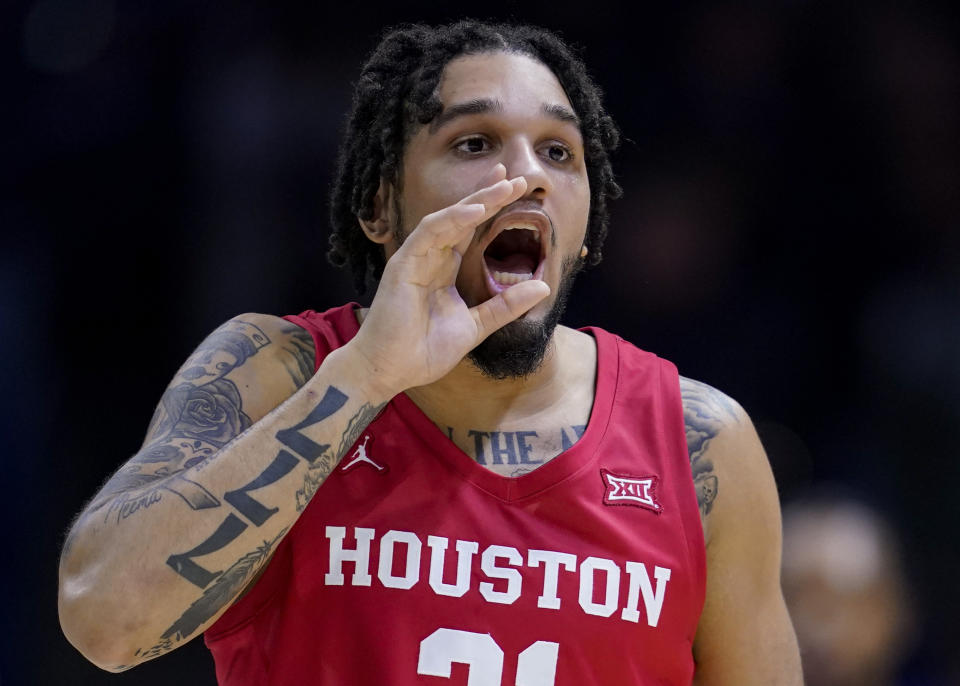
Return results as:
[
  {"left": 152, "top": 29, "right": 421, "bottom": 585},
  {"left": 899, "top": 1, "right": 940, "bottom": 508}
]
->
[
  {"left": 560, "top": 424, "right": 587, "bottom": 451},
  {"left": 165, "top": 386, "right": 350, "bottom": 589},
  {"left": 166, "top": 514, "right": 250, "bottom": 588},
  {"left": 294, "top": 400, "right": 386, "bottom": 512},
  {"left": 78, "top": 321, "right": 391, "bottom": 663},
  {"left": 679, "top": 377, "right": 738, "bottom": 517},
  {"left": 104, "top": 490, "right": 162, "bottom": 524},
  {"left": 153, "top": 383, "right": 384, "bottom": 649},
  {"left": 275, "top": 386, "right": 349, "bottom": 464},
  {"left": 459, "top": 425, "right": 587, "bottom": 468},
  {"left": 134, "top": 526, "right": 288, "bottom": 663}
]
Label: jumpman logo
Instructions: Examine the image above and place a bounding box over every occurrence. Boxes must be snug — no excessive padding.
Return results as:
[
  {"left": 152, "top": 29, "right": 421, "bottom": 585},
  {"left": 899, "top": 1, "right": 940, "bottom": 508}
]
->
[{"left": 340, "top": 435, "right": 384, "bottom": 472}]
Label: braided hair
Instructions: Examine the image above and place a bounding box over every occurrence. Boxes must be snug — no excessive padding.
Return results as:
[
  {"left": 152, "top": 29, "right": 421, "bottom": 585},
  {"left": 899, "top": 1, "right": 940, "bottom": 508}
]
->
[{"left": 328, "top": 20, "right": 622, "bottom": 294}]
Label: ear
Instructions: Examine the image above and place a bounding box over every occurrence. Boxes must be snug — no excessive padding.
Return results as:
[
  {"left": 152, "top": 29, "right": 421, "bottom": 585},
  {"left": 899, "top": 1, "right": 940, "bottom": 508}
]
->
[{"left": 358, "top": 179, "right": 395, "bottom": 245}]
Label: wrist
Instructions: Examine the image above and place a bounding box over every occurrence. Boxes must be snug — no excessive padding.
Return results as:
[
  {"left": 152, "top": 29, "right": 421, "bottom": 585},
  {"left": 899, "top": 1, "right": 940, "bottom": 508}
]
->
[{"left": 320, "top": 343, "right": 403, "bottom": 405}]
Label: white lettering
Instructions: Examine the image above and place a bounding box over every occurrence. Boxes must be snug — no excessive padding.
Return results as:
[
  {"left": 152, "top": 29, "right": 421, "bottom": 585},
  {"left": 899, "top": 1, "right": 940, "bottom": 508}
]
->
[
  {"left": 621, "top": 562, "right": 672, "bottom": 627},
  {"left": 323, "top": 526, "right": 674, "bottom": 628},
  {"left": 528, "top": 549, "right": 577, "bottom": 610},
  {"left": 428, "top": 536, "right": 479, "bottom": 598},
  {"left": 378, "top": 529, "right": 421, "bottom": 589},
  {"left": 325, "top": 525, "right": 374, "bottom": 586},
  {"left": 479, "top": 545, "right": 523, "bottom": 604},
  {"left": 578, "top": 556, "right": 621, "bottom": 617}
]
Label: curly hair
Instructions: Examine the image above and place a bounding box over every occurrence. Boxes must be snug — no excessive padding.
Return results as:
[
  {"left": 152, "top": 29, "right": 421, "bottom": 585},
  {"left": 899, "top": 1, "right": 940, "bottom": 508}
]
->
[{"left": 328, "top": 19, "right": 622, "bottom": 294}]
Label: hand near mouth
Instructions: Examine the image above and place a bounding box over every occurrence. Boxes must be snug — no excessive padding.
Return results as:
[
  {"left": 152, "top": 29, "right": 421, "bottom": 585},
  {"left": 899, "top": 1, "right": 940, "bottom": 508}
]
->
[{"left": 346, "top": 163, "right": 551, "bottom": 399}]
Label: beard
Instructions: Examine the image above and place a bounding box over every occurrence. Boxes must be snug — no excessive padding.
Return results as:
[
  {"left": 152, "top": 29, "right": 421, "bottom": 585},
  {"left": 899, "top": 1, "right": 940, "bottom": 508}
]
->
[
  {"left": 390, "top": 201, "right": 584, "bottom": 380},
  {"left": 468, "top": 255, "right": 583, "bottom": 379}
]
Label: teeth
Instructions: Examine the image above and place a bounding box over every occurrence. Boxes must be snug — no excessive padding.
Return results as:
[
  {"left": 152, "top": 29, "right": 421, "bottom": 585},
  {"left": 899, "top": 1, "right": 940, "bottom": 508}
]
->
[
  {"left": 504, "top": 224, "right": 540, "bottom": 242},
  {"left": 492, "top": 271, "right": 533, "bottom": 285}
]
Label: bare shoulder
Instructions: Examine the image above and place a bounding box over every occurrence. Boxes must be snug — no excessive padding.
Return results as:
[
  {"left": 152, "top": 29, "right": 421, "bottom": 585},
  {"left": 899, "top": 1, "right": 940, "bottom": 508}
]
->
[
  {"left": 679, "top": 378, "right": 802, "bottom": 684},
  {"left": 677, "top": 377, "right": 743, "bottom": 531},
  {"left": 678, "top": 376, "right": 773, "bottom": 543},
  {"left": 678, "top": 376, "right": 743, "bottom": 423}
]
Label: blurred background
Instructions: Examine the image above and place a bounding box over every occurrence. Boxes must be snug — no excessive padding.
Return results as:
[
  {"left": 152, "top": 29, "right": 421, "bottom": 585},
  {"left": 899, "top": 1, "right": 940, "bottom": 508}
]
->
[{"left": 3, "top": 0, "right": 958, "bottom": 683}]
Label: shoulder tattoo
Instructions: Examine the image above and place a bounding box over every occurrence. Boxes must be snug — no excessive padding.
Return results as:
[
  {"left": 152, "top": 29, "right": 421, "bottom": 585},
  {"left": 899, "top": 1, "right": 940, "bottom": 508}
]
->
[{"left": 679, "top": 377, "right": 739, "bottom": 517}]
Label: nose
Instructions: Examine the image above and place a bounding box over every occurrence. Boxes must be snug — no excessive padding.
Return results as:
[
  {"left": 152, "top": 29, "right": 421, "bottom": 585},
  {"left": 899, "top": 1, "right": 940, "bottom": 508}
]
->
[{"left": 502, "top": 138, "right": 551, "bottom": 197}]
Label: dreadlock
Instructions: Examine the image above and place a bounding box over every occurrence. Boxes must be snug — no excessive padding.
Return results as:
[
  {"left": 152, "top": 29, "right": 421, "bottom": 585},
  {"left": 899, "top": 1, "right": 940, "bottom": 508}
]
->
[{"left": 328, "top": 19, "right": 622, "bottom": 294}]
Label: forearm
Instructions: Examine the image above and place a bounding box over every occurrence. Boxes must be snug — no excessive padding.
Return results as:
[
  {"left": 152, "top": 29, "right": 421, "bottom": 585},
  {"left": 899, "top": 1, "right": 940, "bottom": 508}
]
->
[
  {"left": 59, "top": 344, "right": 391, "bottom": 671},
  {"left": 60, "top": 173, "right": 548, "bottom": 671}
]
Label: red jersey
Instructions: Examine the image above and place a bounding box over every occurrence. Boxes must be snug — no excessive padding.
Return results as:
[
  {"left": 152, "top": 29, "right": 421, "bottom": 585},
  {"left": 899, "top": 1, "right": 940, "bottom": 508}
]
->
[{"left": 205, "top": 304, "right": 705, "bottom": 685}]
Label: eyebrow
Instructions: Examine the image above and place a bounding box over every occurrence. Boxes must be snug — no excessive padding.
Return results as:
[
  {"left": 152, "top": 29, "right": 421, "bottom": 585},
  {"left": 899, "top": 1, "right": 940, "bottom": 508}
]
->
[
  {"left": 542, "top": 103, "right": 580, "bottom": 127},
  {"left": 430, "top": 98, "right": 502, "bottom": 133},
  {"left": 429, "top": 98, "right": 582, "bottom": 133}
]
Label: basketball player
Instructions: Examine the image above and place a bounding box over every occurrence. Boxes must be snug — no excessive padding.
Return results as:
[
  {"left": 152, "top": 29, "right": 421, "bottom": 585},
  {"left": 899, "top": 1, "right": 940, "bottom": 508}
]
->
[{"left": 59, "top": 21, "right": 802, "bottom": 685}]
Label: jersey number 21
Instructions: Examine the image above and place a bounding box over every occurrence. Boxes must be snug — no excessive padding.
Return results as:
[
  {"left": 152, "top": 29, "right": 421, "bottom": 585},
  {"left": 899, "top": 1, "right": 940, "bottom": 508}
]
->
[{"left": 418, "top": 628, "right": 559, "bottom": 685}]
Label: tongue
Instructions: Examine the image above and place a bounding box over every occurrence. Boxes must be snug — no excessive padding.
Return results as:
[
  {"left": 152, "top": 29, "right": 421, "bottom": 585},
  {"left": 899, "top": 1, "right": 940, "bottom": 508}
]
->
[{"left": 485, "top": 252, "right": 538, "bottom": 275}]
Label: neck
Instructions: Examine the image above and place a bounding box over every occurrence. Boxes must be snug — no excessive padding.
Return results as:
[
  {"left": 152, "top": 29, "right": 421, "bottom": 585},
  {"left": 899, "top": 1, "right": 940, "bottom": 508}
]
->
[
  {"left": 406, "top": 325, "right": 595, "bottom": 433},
  {"left": 352, "top": 307, "right": 597, "bottom": 440}
]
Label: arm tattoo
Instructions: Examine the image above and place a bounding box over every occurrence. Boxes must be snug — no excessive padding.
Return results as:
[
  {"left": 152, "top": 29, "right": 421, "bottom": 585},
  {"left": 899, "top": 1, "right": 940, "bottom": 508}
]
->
[
  {"left": 87, "top": 319, "right": 271, "bottom": 523},
  {"left": 134, "top": 526, "right": 288, "bottom": 662},
  {"left": 680, "top": 377, "right": 738, "bottom": 517},
  {"left": 160, "top": 387, "right": 355, "bottom": 603},
  {"left": 158, "top": 387, "right": 349, "bottom": 593},
  {"left": 294, "top": 401, "right": 385, "bottom": 512},
  {"left": 279, "top": 324, "right": 316, "bottom": 388},
  {"left": 146, "top": 320, "right": 270, "bottom": 439},
  {"left": 337, "top": 402, "right": 385, "bottom": 459}
]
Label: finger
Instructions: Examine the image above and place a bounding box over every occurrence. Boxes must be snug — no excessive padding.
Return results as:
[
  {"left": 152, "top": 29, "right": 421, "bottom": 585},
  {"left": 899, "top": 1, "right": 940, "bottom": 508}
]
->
[
  {"left": 403, "top": 175, "right": 527, "bottom": 258},
  {"left": 397, "top": 202, "right": 484, "bottom": 259},
  {"left": 458, "top": 174, "right": 526, "bottom": 215},
  {"left": 479, "top": 162, "right": 508, "bottom": 187},
  {"left": 405, "top": 244, "right": 462, "bottom": 289},
  {"left": 451, "top": 176, "right": 527, "bottom": 256},
  {"left": 470, "top": 280, "right": 551, "bottom": 343}
]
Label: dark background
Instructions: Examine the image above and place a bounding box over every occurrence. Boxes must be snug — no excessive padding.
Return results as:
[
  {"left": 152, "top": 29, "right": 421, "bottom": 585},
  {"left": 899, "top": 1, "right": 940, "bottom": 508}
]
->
[{"left": 3, "top": 0, "right": 959, "bottom": 683}]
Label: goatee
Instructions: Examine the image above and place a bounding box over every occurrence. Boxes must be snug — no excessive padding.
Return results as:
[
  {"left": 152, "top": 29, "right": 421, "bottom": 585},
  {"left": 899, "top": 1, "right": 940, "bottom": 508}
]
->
[{"left": 468, "top": 256, "right": 582, "bottom": 379}]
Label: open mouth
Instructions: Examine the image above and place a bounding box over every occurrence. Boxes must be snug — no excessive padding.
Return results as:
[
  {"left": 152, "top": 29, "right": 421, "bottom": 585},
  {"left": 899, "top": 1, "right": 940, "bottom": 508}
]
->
[{"left": 481, "top": 213, "right": 548, "bottom": 295}]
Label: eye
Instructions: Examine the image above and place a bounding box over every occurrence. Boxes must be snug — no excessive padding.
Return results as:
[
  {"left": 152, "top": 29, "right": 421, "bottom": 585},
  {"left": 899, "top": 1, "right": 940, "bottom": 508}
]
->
[
  {"left": 544, "top": 143, "right": 573, "bottom": 163},
  {"left": 453, "top": 136, "right": 491, "bottom": 155}
]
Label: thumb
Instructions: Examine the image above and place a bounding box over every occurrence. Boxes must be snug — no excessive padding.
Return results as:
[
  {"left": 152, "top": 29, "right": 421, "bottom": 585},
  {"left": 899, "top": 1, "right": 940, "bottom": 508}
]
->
[{"left": 470, "top": 280, "right": 551, "bottom": 343}]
